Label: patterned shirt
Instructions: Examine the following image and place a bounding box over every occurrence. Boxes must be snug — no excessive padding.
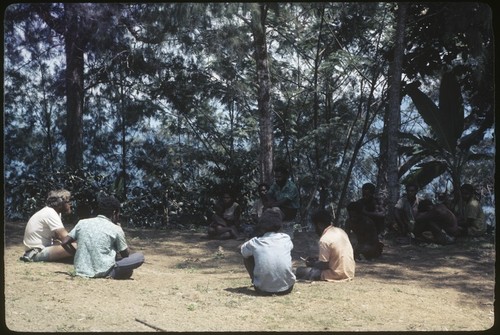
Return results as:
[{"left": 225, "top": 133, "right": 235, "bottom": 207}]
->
[
  {"left": 268, "top": 179, "right": 300, "bottom": 220},
  {"left": 68, "top": 215, "right": 128, "bottom": 278}
]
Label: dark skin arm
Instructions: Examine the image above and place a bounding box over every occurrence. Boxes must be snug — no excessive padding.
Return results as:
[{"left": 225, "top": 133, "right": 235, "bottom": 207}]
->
[
  {"left": 305, "top": 257, "right": 330, "bottom": 270},
  {"left": 61, "top": 235, "right": 77, "bottom": 255},
  {"left": 119, "top": 248, "right": 130, "bottom": 258}
]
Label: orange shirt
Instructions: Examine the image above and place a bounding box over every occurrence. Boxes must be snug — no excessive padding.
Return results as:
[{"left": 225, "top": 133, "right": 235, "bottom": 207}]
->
[{"left": 318, "top": 226, "right": 355, "bottom": 281}]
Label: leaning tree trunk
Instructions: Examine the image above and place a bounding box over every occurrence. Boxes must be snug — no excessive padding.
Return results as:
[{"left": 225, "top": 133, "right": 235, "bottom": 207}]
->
[
  {"left": 251, "top": 4, "right": 273, "bottom": 184},
  {"left": 384, "top": 2, "right": 408, "bottom": 227}
]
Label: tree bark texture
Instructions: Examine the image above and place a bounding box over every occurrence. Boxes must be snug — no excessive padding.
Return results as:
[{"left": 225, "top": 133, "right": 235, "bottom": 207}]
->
[
  {"left": 251, "top": 4, "right": 273, "bottom": 184},
  {"left": 385, "top": 2, "right": 408, "bottom": 225}
]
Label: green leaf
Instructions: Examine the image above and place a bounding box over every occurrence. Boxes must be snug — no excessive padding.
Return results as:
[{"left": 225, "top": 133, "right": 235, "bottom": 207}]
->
[
  {"left": 402, "top": 160, "right": 448, "bottom": 188},
  {"left": 406, "top": 72, "right": 465, "bottom": 153},
  {"left": 399, "top": 132, "right": 442, "bottom": 154}
]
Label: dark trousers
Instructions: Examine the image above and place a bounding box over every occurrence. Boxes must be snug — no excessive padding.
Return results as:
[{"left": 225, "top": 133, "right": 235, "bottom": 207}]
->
[
  {"left": 414, "top": 221, "right": 449, "bottom": 244},
  {"left": 109, "top": 252, "right": 145, "bottom": 279}
]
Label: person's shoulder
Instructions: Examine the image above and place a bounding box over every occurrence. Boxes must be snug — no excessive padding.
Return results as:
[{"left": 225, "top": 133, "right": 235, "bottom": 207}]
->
[
  {"left": 469, "top": 198, "right": 481, "bottom": 205},
  {"left": 270, "top": 231, "right": 291, "bottom": 240},
  {"left": 39, "top": 206, "right": 58, "bottom": 215},
  {"left": 240, "top": 236, "right": 257, "bottom": 248}
]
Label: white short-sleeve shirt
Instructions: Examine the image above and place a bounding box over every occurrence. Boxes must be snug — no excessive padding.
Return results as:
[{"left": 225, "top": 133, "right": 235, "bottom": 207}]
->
[{"left": 23, "top": 206, "right": 65, "bottom": 250}]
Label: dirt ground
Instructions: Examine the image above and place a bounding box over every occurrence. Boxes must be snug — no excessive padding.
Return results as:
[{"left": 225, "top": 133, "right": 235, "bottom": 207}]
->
[{"left": 3, "top": 221, "right": 496, "bottom": 332}]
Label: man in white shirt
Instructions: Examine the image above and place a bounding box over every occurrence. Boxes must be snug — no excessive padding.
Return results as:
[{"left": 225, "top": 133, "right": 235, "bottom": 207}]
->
[
  {"left": 240, "top": 209, "right": 296, "bottom": 295},
  {"left": 21, "top": 189, "right": 76, "bottom": 262}
]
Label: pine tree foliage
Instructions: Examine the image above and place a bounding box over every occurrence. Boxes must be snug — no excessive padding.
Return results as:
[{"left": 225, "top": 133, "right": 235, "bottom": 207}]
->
[{"left": 4, "top": 3, "right": 494, "bottom": 227}]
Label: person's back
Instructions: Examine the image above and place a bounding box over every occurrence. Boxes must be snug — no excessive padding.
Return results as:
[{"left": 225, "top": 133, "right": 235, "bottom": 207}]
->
[
  {"left": 295, "top": 209, "right": 355, "bottom": 282},
  {"left": 63, "top": 195, "right": 144, "bottom": 279},
  {"left": 319, "top": 226, "right": 355, "bottom": 281},
  {"left": 241, "top": 231, "right": 295, "bottom": 293},
  {"left": 433, "top": 203, "right": 460, "bottom": 235},
  {"left": 23, "top": 206, "right": 63, "bottom": 249},
  {"left": 241, "top": 209, "right": 295, "bottom": 294},
  {"left": 71, "top": 216, "right": 127, "bottom": 277}
]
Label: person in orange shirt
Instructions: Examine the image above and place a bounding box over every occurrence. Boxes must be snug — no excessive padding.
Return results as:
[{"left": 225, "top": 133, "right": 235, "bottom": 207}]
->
[{"left": 295, "top": 209, "right": 355, "bottom": 282}]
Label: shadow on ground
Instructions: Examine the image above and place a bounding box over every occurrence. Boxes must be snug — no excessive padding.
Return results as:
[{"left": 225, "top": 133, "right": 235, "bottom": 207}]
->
[{"left": 5, "top": 220, "right": 495, "bottom": 304}]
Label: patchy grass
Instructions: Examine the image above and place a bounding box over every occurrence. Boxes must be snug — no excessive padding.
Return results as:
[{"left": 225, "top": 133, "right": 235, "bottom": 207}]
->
[{"left": 3, "top": 221, "right": 495, "bottom": 332}]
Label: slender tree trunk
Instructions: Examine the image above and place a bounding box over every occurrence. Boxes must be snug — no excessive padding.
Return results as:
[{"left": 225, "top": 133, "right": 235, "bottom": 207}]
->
[
  {"left": 334, "top": 80, "right": 376, "bottom": 226},
  {"left": 312, "top": 5, "right": 325, "bottom": 172},
  {"left": 119, "top": 76, "right": 128, "bottom": 201},
  {"left": 251, "top": 4, "right": 273, "bottom": 184},
  {"left": 384, "top": 3, "right": 408, "bottom": 227},
  {"left": 64, "top": 4, "right": 85, "bottom": 171}
]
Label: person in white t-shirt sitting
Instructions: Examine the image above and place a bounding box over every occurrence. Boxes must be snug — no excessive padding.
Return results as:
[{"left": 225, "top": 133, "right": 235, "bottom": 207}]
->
[{"left": 20, "top": 189, "right": 76, "bottom": 262}]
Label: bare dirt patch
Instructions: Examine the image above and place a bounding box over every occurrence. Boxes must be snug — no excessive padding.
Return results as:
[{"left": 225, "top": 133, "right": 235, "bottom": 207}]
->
[{"left": 3, "top": 221, "right": 495, "bottom": 332}]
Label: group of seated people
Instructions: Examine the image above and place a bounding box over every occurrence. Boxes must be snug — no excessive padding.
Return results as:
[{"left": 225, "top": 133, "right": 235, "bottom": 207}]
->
[
  {"left": 241, "top": 206, "right": 355, "bottom": 295},
  {"left": 18, "top": 175, "right": 487, "bottom": 294},
  {"left": 345, "top": 182, "right": 488, "bottom": 261},
  {"left": 208, "top": 177, "right": 488, "bottom": 265},
  {"left": 20, "top": 190, "right": 144, "bottom": 280},
  {"left": 207, "top": 164, "right": 300, "bottom": 240}
]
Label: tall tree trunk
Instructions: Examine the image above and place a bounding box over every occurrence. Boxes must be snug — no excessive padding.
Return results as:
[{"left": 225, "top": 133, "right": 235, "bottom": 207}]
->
[
  {"left": 64, "top": 3, "right": 85, "bottom": 171},
  {"left": 384, "top": 3, "right": 408, "bottom": 227},
  {"left": 312, "top": 5, "right": 325, "bottom": 173},
  {"left": 251, "top": 4, "right": 273, "bottom": 184}
]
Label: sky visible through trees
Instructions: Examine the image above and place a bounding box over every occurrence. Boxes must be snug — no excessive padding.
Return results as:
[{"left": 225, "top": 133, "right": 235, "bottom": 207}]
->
[{"left": 3, "top": 3, "right": 495, "bottom": 228}]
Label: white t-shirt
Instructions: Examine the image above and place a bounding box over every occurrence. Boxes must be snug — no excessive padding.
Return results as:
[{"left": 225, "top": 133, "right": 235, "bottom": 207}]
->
[
  {"left": 240, "top": 232, "right": 296, "bottom": 293},
  {"left": 23, "top": 206, "right": 64, "bottom": 250}
]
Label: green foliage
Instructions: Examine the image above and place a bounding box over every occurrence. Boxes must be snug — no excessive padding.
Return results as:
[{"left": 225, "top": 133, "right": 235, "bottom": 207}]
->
[
  {"left": 402, "top": 72, "right": 493, "bottom": 190},
  {"left": 405, "top": 73, "right": 463, "bottom": 154},
  {"left": 4, "top": 3, "right": 494, "bottom": 227}
]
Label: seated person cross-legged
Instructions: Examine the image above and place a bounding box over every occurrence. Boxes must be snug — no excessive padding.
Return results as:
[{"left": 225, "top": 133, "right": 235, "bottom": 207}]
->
[
  {"left": 345, "top": 201, "right": 383, "bottom": 260},
  {"left": 62, "top": 195, "right": 144, "bottom": 280},
  {"left": 240, "top": 208, "right": 296, "bottom": 295},
  {"left": 295, "top": 209, "right": 355, "bottom": 282},
  {"left": 207, "top": 192, "right": 242, "bottom": 240},
  {"left": 414, "top": 199, "right": 460, "bottom": 245}
]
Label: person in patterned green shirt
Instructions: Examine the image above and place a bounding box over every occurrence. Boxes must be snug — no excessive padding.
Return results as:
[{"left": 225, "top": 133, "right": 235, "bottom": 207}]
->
[
  {"left": 62, "top": 196, "right": 144, "bottom": 279},
  {"left": 265, "top": 164, "right": 300, "bottom": 239}
]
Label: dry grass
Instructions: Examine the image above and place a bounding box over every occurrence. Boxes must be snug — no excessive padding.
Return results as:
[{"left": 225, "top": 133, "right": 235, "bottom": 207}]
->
[{"left": 3, "top": 221, "right": 495, "bottom": 332}]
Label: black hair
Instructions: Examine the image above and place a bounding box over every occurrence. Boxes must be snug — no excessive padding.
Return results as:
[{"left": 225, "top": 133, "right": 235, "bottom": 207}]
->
[
  {"left": 96, "top": 196, "right": 121, "bottom": 217},
  {"left": 361, "top": 183, "right": 376, "bottom": 193},
  {"left": 405, "top": 182, "right": 419, "bottom": 190},
  {"left": 418, "top": 199, "right": 434, "bottom": 212},
  {"left": 311, "top": 208, "right": 332, "bottom": 226},
  {"left": 273, "top": 164, "right": 290, "bottom": 175},
  {"left": 258, "top": 209, "right": 283, "bottom": 233}
]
